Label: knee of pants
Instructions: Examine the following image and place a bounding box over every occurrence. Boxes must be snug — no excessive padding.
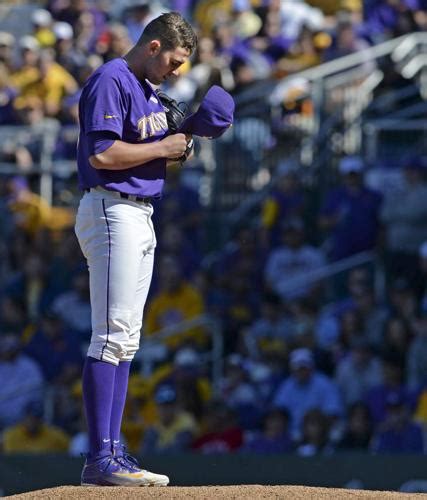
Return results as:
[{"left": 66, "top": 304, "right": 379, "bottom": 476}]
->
[
  {"left": 90, "top": 308, "right": 133, "bottom": 364},
  {"left": 121, "top": 330, "right": 141, "bottom": 361},
  {"left": 87, "top": 339, "right": 127, "bottom": 365}
]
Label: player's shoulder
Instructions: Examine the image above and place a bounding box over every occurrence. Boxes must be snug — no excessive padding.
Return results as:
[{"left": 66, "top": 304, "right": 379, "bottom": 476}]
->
[
  {"left": 101, "top": 58, "right": 128, "bottom": 74},
  {"left": 86, "top": 58, "right": 128, "bottom": 86}
]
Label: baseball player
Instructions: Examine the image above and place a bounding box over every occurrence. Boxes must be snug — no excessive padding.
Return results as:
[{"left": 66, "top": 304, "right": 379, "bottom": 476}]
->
[{"left": 74, "top": 12, "right": 197, "bottom": 487}]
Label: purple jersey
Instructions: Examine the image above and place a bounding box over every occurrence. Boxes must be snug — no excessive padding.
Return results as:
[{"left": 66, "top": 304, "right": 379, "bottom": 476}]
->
[{"left": 77, "top": 58, "right": 168, "bottom": 197}]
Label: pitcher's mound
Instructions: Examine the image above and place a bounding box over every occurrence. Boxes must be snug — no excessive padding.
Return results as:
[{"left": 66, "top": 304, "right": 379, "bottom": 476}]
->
[{"left": 6, "top": 485, "right": 427, "bottom": 499}]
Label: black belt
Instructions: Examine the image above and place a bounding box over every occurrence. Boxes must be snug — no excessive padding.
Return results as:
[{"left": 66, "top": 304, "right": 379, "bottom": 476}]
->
[{"left": 84, "top": 188, "right": 153, "bottom": 204}]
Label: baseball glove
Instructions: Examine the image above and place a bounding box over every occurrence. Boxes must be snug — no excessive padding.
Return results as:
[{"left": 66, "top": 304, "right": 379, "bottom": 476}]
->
[
  {"left": 156, "top": 90, "right": 186, "bottom": 134},
  {"left": 157, "top": 90, "right": 193, "bottom": 162}
]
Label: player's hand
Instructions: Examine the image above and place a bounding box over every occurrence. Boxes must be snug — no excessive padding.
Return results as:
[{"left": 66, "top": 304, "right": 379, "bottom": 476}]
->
[{"left": 159, "top": 133, "right": 188, "bottom": 159}]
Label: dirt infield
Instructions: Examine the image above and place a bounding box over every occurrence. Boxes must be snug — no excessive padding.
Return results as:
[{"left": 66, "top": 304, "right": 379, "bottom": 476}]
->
[{"left": 6, "top": 485, "right": 427, "bottom": 499}]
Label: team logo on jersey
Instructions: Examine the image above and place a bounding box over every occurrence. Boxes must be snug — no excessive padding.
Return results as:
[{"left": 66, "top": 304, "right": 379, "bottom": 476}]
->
[
  {"left": 104, "top": 113, "right": 118, "bottom": 119},
  {"left": 137, "top": 111, "right": 168, "bottom": 140},
  {"left": 149, "top": 96, "right": 158, "bottom": 104}
]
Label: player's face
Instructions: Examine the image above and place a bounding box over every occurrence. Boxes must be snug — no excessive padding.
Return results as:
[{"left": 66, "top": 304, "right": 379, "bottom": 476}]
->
[{"left": 149, "top": 45, "right": 190, "bottom": 85}]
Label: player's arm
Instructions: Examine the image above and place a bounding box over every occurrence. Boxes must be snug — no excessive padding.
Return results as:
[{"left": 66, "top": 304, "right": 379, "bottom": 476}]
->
[{"left": 89, "top": 134, "right": 188, "bottom": 170}]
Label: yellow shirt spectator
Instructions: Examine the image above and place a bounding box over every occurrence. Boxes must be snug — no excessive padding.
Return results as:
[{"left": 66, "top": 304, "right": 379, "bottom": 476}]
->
[
  {"left": 3, "top": 421, "right": 70, "bottom": 453},
  {"left": 145, "top": 255, "right": 206, "bottom": 349}
]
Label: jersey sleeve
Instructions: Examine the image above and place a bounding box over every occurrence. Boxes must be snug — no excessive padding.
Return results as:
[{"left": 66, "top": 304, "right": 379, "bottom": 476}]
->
[{"left": 81, "top": 71, "right": 127, "bottom": 138}]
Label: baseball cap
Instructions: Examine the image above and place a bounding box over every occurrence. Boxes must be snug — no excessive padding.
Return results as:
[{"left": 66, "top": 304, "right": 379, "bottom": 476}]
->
[
  {"left": 178, "top": 85, "right": 235, "bottom": 138},
  {"left": 53, "top": 22, "right": 73, "bottom": 41},
  {"left": 289, "top": 348, "right": 314, "bottom": 369},
  {"left": 154, "top": 385, "right": 177, "bottom": 405},
  {"left": 19, "top": 35, "right": 40, "bottom": 52},
  {"left": 338, "top": 155, "right": 364, "bottom": 174},
  {"left": 32, "top": 8, "right": 52, "bottom": 27},
  {"left": 0, "top": 31, "right": 15, "bottom": 47}
]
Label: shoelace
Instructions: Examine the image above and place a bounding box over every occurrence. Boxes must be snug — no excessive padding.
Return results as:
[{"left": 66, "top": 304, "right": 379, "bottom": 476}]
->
[
  {"left": 101, "top": 455, "right": 120, "bottom": 473},
  {"left": 114, "top": 446, "right": 141, "bottom": 471}
]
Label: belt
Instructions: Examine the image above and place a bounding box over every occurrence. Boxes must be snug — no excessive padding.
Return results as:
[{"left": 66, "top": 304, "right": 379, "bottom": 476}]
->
[{"left": 84, "top": 187, "right": 153, "bottom": 204}]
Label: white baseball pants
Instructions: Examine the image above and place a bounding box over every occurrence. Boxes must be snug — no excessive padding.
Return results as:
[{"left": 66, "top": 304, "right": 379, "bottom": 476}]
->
[{"left": 75, "top": 187, "right": 156, "bottom": 365}]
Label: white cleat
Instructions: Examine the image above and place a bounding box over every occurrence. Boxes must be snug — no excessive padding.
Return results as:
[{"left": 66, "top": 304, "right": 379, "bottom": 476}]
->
[{"left": 137, "top": 469, "right": 170, "bottom": 487}]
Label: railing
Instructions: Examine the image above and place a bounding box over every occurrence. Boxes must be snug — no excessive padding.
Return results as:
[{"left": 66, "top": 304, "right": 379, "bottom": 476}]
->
[
  {"left": 209, "top": 32, "right": 427, "bottom": 247},
  {"left": 0, "top": 120, "right": 73, "bottom": 205},
  {"left": 136, "top": 314, "right": 224, "bottom": 391}
]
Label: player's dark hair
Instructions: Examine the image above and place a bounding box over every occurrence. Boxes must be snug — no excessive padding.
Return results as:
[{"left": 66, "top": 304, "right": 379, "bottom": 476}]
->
[{"left": 140, "top": 12, "right": 197, "bottom": 54}]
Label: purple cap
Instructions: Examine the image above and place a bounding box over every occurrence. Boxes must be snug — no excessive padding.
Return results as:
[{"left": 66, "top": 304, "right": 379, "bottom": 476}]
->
[{"left": 178, "top": 85, "right": 234, "bottom": 138}]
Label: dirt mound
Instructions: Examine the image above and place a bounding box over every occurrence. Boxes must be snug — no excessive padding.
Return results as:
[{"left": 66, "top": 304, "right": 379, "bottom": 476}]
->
[{"left": 6, "top": 485, "right": 427, "bottom": 499}]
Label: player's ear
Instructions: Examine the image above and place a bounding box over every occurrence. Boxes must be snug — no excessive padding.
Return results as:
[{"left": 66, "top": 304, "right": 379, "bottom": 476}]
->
[{"left": 148, "top": 40, "right": 162, "bottom": 56}]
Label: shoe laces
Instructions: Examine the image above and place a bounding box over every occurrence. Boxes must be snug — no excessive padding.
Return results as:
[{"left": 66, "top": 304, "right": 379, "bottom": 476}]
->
[{"left": 114, "top": 445, "right": 141, "bottom": 471}]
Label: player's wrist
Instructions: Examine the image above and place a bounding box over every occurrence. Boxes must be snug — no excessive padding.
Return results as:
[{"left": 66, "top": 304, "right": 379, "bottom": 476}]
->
[{"left": 152, "top": 140, "right": 167, "bottom": 159}]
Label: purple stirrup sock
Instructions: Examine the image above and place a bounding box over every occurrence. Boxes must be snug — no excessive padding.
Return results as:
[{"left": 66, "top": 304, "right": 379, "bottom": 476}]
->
[
  {"left": 110, "top": 360, "right": 131, "bottom": 453},
  {"left": 82, "top": 356, "right": 117, "bottom": 458}
]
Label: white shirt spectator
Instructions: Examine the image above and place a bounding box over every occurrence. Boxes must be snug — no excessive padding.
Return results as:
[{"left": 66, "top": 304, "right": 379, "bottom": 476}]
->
[{"left": 265, "top": 244, "right": 326, "bottom": 301}]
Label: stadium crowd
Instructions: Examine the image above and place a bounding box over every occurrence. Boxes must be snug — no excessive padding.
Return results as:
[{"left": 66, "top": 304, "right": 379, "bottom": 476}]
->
[{"left": 0, "top": 0, "right": 427, "bottom": 458}]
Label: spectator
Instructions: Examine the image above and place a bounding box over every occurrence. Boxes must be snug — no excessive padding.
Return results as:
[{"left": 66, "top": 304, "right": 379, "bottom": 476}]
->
[
  {"left": 0, "top": 31, "right": 15, "bottom": 72},
  {"left": 334, "top": 338, "right": 383, "bottom": 406},
  {"left": 273, "top": 348, "right": 344, "bottom": 439},
  {"left": 192, "top": 400, "right": 243, "bottom": 454},
  {"left": 95, "top": 22, "right": 132, "bottom": 62},
  {"left": 324, "top": 20, "right": 370, "bottom": 61},
  {"left": 242, "top": 291, "right": 292, "bottom": 360},
  {"left": 144, "top": 255, "right": 206, "bottom": 350},
  {"left": 338, "top": 402, "right": 373, "bottom": 451},
  {"left": 157, "top": 224, "right": 201, "bottom": 279},
  {"left": 142, "top": 384, "right": 197, "bottom": 454},
  {"left": 318, "top": 156, "right": 382, "bottom": 261},
  {"left": 243, "top": 408, "right": 292, "bottom": 454},
  {"left": 264, "top": 217, "right": 326, "bottom": 302},
  {"left": 31, "top": 8, "right": 55, "bottom": 48},
  {"left": 316, "top": 267, "right": 374, "bottom": 349},
  {"left": 371, "top": 392, "right": 424, "bottom": 454},
  {"left": 0, "top": 296, "right": 27, "bottom": 335},
  {"left": 153, "top": 347, "right": 212, "bottom": 421},
  {"left": 10, "top": 36, "right": 41, "bottom": 102},
  {"left": 220, "top": 354, "right": 261, "bottom": 429},
  {"left": 387, "top": 278, "right": 418, "bottom": 325},
  {"left": 380, "top": 317, "right": 412, "bottom": 370},
  {"left": 52, "top": 21, "right": 86, "bottom": 78},
  {"left": 4, "top": 252, "right": 51, "bottom": 321},
  {"left": 336, "top": 308, "right": 366, "bottom": 355},
  {"left": 364, "top": 355, "right": 414, "bottom": 425},
  {"left": 0, "top": 62, "right": 18, "bottom": 125},
  {"left": 260, "top": 160, "right": 306, "bottom": 248},
  {"left": 352, "top": 282, "right": 389, "bottom": 349},
  {"left": 2, "top": 401, "right": 69, "bottom": 453},
  {"left": 362, "top": 0, "right": 419, "bottom": 43},
  {"left": 406, "top": 316, "right": 427, "bottom": 390},
  {"left": 296, "top": 408, "right": 335, "bottom": 456},
  {"left": 24, "top": 310, "right": 83, "bottom": 382},
  {"left": 0, "top": 333, "right": 44, "bottom": 429},
  {"left": 380, "top": 155, "right": 427, "bottom": 283},
  {"left": 50, "top": 270, "right": 91, "bottom": 339}
]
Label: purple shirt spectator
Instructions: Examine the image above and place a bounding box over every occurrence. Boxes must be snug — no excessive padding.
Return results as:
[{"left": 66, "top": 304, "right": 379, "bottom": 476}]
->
[{"left": 319, "top": 157, "right": 382, "bottom": 261}]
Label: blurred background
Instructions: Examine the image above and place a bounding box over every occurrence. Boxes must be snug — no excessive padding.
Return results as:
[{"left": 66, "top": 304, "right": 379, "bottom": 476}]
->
[{"left": 0, "top": 0, "right": 427, "bottom": 494}]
